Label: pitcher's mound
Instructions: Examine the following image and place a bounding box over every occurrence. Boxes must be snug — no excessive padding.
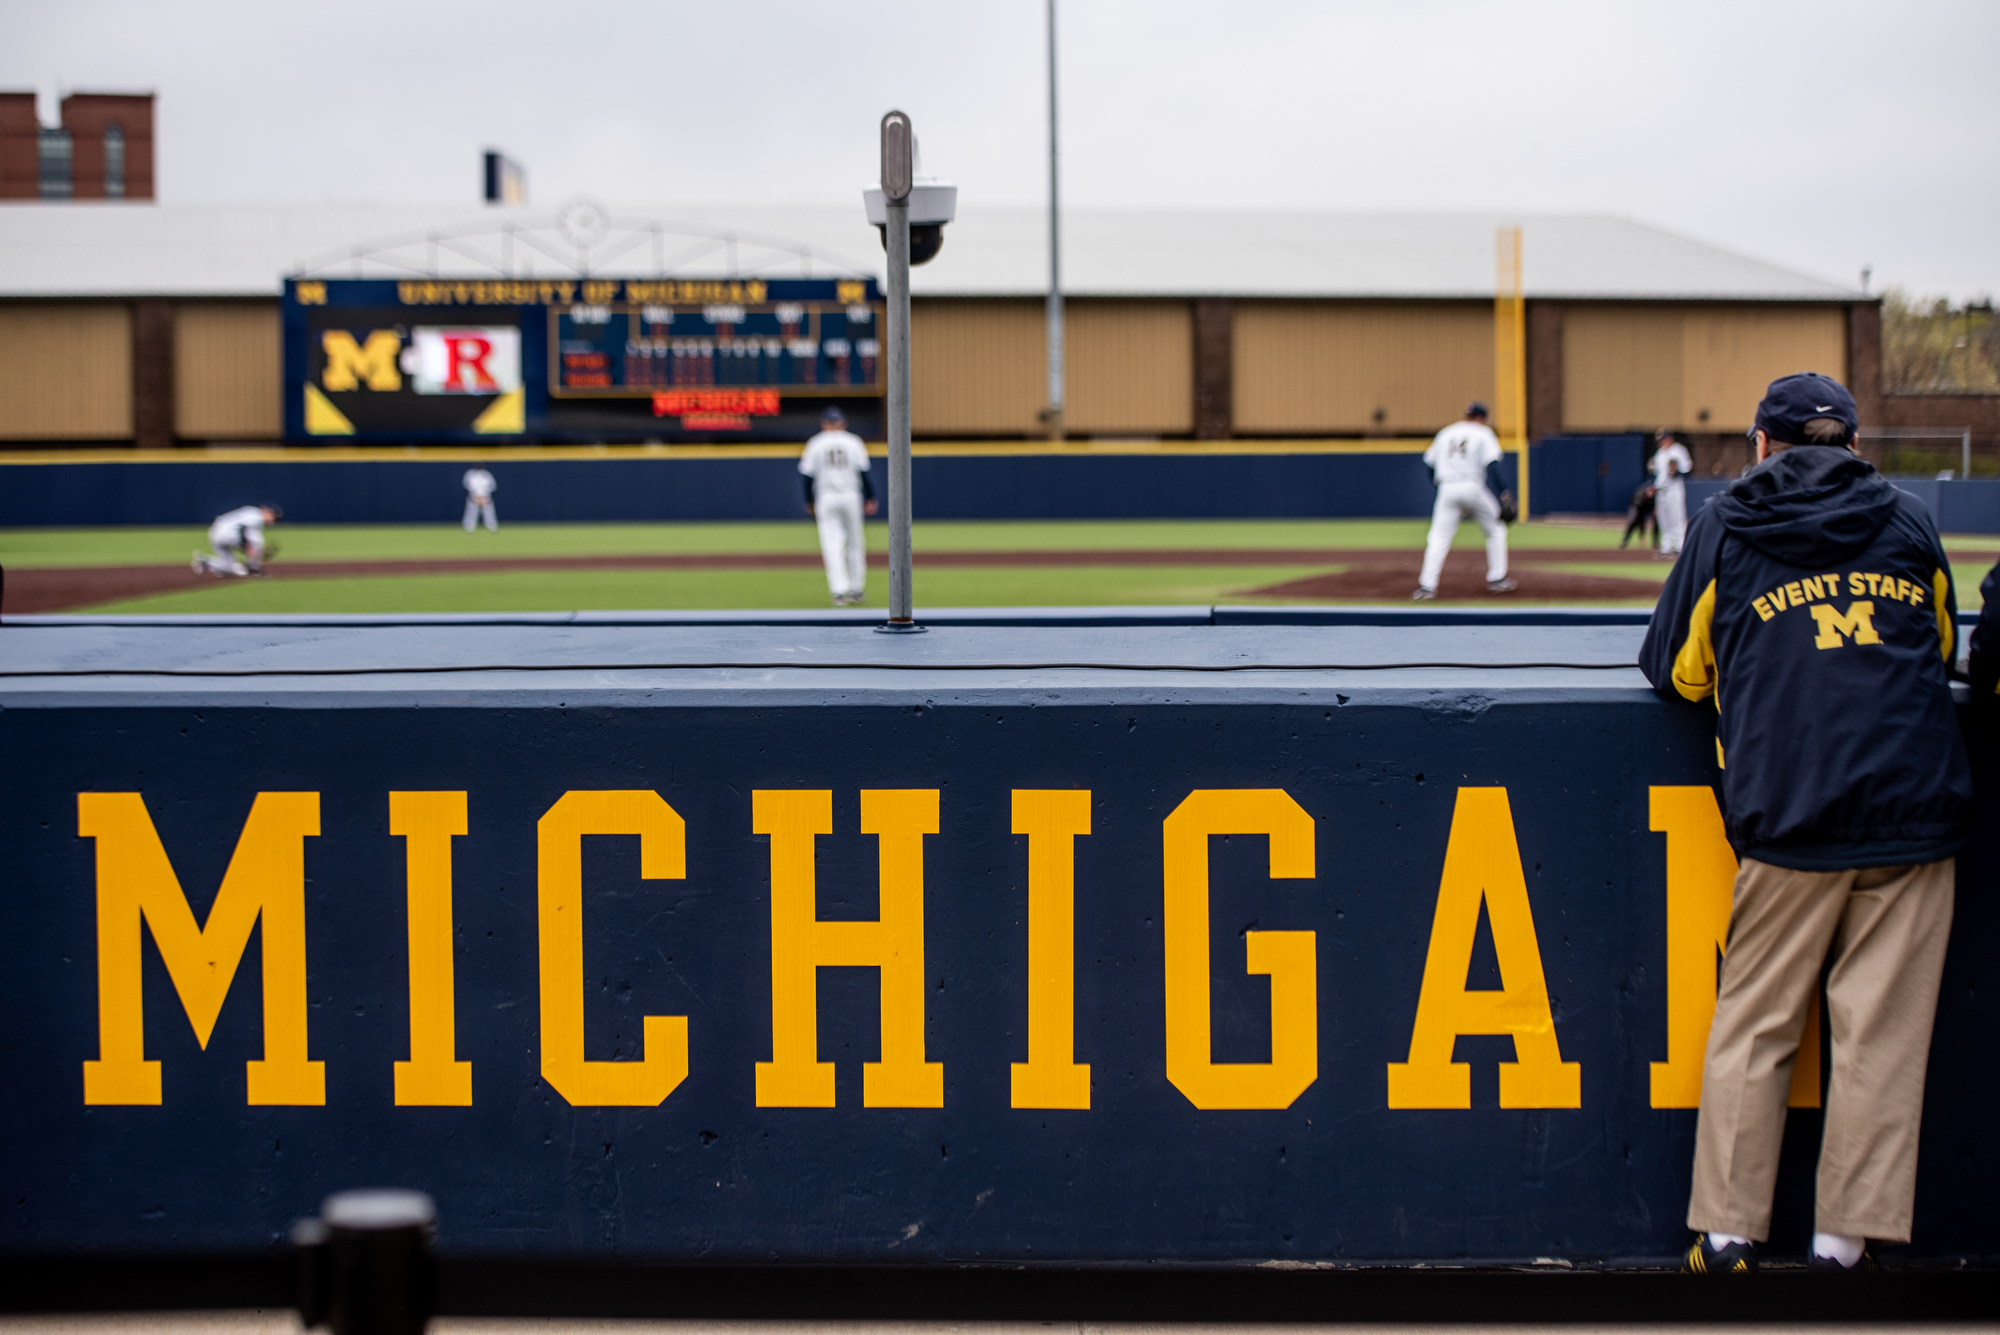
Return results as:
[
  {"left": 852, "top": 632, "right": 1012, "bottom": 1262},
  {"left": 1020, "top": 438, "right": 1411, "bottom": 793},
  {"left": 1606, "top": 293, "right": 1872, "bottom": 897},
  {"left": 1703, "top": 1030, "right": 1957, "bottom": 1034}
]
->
[{"left": 1244, "top": 560, "right": 1662, "bottom": 602}]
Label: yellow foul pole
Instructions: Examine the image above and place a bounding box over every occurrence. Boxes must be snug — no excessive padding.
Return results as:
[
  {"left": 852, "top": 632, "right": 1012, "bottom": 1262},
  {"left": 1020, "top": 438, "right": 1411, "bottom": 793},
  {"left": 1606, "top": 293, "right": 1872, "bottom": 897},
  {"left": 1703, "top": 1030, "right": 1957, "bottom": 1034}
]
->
[{"left": 1493, "top": 227, "right": 1528, "bottom": 519}]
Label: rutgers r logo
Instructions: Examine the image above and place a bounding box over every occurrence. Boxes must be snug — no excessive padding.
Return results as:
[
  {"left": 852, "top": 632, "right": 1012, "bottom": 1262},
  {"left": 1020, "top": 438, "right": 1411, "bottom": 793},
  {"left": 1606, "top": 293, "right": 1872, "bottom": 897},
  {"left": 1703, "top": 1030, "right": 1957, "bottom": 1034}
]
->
[{"left": 436, "top": 334, "right": 498, "bottom": 391}]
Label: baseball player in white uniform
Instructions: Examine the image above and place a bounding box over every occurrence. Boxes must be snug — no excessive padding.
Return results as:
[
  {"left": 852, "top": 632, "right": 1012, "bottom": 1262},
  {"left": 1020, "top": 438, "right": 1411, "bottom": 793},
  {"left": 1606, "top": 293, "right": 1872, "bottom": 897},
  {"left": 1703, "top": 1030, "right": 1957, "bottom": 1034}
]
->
[
  {"left": 192, "top": 504, "right": 280, "bottom": 577},
  {"left": 462, "top": 466, "right": 498, "bottom": 532},
  {"left": 799, "top": 406, "right": 877, "bottom": 605},
  {"left": 1649, "top": 431, "right": 1693, "bottom": 558},
  {"left": 1413, "top": 403, "right": 1516, "bottom": 600}
]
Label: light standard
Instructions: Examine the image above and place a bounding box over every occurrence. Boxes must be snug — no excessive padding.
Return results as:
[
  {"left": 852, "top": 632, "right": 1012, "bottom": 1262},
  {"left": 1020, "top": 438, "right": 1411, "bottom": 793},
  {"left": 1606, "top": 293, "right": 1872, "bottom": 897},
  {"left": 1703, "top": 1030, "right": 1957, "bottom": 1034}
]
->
[
  {"left": 1044, "top": 0, "right": 1063, "bottom": 442},
  {"left": 863, "top": 111, "right": 956, "bottom": 632}
]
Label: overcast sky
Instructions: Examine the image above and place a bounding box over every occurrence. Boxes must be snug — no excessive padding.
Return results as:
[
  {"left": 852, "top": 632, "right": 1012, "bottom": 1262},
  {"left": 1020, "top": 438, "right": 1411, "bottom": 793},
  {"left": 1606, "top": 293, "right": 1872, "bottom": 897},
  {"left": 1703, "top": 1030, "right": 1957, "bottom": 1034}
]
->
[{"left": 4, "top": 0, "right": 1995, "bottom": 300}]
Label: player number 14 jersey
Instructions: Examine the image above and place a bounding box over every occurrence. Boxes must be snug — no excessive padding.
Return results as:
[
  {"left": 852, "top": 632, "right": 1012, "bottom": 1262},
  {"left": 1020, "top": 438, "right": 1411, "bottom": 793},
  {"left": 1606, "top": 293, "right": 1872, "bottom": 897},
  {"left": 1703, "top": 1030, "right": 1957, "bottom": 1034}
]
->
[{"left": 1424, "top": 422, "right": 1502, "bottom": 487}]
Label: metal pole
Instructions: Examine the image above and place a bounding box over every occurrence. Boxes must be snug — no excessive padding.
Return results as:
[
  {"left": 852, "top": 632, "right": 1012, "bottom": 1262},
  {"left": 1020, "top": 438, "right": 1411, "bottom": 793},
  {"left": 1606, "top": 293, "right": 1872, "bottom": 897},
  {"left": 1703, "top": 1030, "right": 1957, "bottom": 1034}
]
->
[
  {"left": 1964, "top": 427, "right": 1972, "bottom": 481},
  {"left": 1045, "top": 0, "right": 1064, "bottom": 441},
  {"left": 886, "top": 195, "right": 915, "bottom": 626}
]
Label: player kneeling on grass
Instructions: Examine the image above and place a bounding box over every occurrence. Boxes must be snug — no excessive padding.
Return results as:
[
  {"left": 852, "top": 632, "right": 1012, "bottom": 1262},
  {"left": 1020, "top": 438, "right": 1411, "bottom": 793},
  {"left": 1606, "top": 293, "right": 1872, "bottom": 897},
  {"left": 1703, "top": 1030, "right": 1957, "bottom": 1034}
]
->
[
  {"left": 1642, "top": 373, "right": 1970, "bottom": 1275},
  {"left": 1412, "top": 401, "right": 1516, "bottom": 601},
  {"left": 192, "top": 504, "right": 281, "bottom": 578},
  {"left": 800, "top": 406, "right": 877, "bottom": 606}
]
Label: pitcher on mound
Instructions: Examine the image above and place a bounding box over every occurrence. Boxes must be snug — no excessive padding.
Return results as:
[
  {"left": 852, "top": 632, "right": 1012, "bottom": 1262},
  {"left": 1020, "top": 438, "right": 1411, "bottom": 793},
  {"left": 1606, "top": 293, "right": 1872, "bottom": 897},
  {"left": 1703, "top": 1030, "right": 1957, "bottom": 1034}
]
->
[{"left": 1413, "top": 402, "right": 1516, "bottom": 600}]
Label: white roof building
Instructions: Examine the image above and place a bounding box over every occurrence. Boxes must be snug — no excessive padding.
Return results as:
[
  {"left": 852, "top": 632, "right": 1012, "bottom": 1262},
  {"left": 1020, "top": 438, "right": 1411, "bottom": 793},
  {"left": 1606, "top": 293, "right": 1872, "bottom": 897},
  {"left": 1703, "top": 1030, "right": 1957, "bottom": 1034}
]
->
[{"left": 0, "top": 203, "right": 1860, "bottom": 303}]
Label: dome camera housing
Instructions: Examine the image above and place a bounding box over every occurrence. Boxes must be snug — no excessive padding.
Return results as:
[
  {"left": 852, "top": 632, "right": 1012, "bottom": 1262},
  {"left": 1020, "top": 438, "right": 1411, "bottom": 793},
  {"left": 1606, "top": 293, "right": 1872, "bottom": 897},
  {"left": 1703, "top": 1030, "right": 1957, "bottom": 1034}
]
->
[{"left": 863, "top": 183, "right": 957, "bottom": 267}]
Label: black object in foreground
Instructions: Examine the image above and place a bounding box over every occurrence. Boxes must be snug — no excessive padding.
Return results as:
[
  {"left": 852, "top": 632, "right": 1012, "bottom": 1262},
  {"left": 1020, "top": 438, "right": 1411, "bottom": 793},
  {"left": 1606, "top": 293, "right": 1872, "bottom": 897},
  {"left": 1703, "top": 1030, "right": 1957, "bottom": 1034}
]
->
[
  {"left": 4, "top": 1254, "right": 2000, "bottom": 1322},
  {"left": 294, "top": 1189, "right": 436, "bottom": 1335}
]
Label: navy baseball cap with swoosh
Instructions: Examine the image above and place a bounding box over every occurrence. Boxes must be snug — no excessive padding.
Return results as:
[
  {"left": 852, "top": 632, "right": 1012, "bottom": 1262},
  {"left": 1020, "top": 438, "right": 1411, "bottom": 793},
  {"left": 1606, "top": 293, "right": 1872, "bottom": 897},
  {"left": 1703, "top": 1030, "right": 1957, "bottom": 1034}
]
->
[{"left": 1753, "top": 372, "right": 1859, "bottom": 446}]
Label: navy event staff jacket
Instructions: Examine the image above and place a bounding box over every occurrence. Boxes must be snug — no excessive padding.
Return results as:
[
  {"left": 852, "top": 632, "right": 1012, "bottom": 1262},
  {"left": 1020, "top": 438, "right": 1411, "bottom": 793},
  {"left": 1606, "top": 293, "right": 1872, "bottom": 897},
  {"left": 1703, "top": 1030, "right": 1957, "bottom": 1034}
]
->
[{"left": 1640, "top": 445, "right": 1972, "bottom": 870}]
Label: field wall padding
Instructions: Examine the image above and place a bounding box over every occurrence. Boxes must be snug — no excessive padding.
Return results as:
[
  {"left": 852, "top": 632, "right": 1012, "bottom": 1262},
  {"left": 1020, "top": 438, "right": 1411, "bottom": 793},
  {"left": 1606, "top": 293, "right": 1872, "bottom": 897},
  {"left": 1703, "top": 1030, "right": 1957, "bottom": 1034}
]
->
[
  {"left": 6, "top": 447, "right": 1999, "bottom": 530},
  {"left": 0, "top": 450, "right": 1453, "bottom": 526},
  {"left": 2, "top": 618, "right": 1995, "bottom": 1265}
]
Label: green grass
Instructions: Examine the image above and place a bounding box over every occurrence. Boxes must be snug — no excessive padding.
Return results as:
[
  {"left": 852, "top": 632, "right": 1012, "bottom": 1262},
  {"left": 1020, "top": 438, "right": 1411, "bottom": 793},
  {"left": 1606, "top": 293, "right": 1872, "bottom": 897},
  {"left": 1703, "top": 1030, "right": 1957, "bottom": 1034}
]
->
[
  {"left": 0, "top": 516, "right": 1687, "bottom": 571},
  {"left": 14, "top": 517, "right": 1996, "bottom": 613},
  {"left": 79, "top": 564, "right": 1346, "bottom": 615},
  {"left": 0, "top": 522, "right": 819, "bottom": 568}
]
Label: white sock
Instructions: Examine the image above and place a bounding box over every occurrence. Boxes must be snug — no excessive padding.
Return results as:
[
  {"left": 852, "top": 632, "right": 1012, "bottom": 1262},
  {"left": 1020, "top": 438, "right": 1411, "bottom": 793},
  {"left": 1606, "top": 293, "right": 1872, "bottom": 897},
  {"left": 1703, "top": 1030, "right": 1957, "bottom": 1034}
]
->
[
  {"left": 1708, "top": 1231, "right": 1753, "bottom": 1249},
  {"left": 1812, "top": 1232, "right": 1865, "bottom": 1267}
]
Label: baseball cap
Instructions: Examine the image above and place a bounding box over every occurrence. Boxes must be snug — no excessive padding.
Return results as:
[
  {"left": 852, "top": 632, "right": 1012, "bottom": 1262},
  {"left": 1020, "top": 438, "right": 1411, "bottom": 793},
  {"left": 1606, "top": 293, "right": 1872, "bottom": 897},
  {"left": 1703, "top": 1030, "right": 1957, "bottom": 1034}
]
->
[
  {"left": 1465, "top": 401, "right": 1489, "bottom": 419},
  {"left": 821, "top": 406, "right": 845, "bottom": 425},
  {"left": 1753, "top": 373, "right": 1858, "bottom": 447}
]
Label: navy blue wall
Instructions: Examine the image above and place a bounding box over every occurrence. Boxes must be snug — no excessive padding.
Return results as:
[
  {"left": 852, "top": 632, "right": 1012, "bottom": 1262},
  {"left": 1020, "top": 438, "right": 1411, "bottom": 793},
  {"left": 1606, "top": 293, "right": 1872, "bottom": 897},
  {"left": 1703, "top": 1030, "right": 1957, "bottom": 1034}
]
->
[
  {"left": 2, "top": 690, "right": 1995, "bottom": 1264},
  {"left": 911, "top": 451, "right": 1443, "bottom": 520},
  {"left": 1529, "top": 436, "right": 1647, "bottom": 515},
  {"left": 7, "top": 449, "right": 1993, "bottom": 532},
  {"left": 0, "top": 452, "right": 1445, "bottom": 527},
  {"left": 1686, "top": 476, "right": 2000, "bottom": 536}
]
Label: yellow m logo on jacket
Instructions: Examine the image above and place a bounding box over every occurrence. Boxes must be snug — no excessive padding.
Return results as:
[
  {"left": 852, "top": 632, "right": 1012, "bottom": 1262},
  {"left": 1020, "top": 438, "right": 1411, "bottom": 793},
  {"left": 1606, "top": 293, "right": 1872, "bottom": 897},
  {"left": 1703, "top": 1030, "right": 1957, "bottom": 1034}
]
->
[{"left": 1810, "top": 600, "right": 1881, "bottom": 649}]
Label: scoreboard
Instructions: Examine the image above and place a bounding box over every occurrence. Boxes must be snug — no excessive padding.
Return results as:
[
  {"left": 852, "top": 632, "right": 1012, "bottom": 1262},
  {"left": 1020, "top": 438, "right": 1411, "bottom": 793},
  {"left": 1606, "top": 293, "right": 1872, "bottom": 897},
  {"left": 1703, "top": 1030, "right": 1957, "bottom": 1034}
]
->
[
  {"left": 283, "top": 276, "right": 884, "bottom": 445},
  {"left": 553, "top": 293, "right": 879, "bottom": 398}
]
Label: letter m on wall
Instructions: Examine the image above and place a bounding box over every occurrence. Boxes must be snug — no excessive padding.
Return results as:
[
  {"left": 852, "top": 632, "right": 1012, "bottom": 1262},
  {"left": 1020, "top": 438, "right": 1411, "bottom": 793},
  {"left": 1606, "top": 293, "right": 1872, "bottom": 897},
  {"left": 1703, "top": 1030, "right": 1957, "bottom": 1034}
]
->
[{"left": 79, "top": 793, "right": 325, "bottom": 1106}]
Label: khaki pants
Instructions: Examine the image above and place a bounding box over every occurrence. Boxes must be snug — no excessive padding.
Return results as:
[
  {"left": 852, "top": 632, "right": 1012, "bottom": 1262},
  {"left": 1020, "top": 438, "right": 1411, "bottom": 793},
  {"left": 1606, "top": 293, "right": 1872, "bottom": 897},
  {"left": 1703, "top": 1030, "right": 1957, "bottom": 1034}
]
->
[{"left": 1688, "top": 857, "right": 1955, "bottom": 1243}]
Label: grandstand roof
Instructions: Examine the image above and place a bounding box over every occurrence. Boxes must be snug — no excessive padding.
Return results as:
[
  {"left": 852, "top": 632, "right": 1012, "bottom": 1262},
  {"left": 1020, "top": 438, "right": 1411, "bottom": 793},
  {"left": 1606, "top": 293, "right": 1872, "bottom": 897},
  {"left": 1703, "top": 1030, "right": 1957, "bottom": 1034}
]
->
[{"left": 0, "top": 203, "right": 1862, "bottom": 303}]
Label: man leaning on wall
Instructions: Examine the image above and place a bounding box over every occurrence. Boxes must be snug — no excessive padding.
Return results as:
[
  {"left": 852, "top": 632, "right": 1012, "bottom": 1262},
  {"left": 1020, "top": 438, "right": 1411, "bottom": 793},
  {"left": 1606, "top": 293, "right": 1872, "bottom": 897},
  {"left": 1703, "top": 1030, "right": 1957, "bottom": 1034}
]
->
[{"left": 1640, "top": 372, "right": 1972, "bottom": 1273}]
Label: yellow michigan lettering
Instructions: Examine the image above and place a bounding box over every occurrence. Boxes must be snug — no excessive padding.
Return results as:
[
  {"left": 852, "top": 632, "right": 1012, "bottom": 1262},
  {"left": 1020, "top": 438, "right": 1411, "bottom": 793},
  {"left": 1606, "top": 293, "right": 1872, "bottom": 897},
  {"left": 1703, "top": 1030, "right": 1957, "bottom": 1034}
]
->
[
  {"left": 1387, "top": 787, "right": 1581, "bottom": 1109},
  {"left": 320, "top": 330, "right": 402, "bottom": 391},
  {"left": 753, "top": 789, "right": 944, "bottom": 1108},
  {"left": 536, "top": 791, "right": 689, "bottom": 1107},
  {"left": 1161, "top": 789, "right": 1318, "bottom": 1110},
  {"left": 79, "top": 791, "right": 324, "bottom": 1106},
  {"left": 391, "top": 791, "right": 473, "bottom": 1106},
  {"left": 1647, "top": 787, "right": 1818, "bottom": 1109},
  {"left": 1011, "top": 790, "right": 1093, "bottom": 1110},
  {"left": 1810, "top": 600, "right": 1880, "bottom": 648}
]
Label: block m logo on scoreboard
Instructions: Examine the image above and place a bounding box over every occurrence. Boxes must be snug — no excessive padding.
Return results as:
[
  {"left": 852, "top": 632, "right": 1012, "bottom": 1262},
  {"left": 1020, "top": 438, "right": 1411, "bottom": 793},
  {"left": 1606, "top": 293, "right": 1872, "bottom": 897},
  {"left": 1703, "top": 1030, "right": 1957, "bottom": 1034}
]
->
[{"left": 320, "top": 330, "right": 401, "bottom": 392}]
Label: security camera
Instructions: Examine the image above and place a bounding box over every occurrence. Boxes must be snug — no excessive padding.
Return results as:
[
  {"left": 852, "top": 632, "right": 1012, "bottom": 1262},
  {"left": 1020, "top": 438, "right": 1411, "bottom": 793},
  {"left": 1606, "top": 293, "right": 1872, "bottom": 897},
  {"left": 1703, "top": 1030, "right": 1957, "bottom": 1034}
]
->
[
  {"left": 863, "top": 184, "right": 956, "bottom": 264},
  {"left": 863, "top": 116, "right": 957, "bottom": 266}
]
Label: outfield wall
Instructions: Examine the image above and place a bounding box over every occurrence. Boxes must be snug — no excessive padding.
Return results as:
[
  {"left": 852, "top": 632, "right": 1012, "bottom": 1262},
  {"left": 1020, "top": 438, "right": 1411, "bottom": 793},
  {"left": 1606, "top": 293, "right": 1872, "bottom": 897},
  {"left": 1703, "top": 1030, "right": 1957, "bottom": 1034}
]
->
[
  {"left": 0, "top": 445, "right": 1454, "bottom": 526},
  {"left": 1685, "top": 476, "right": 2000, "bottom": 535},
  {"left": 2, "top": 615, "right": 1994, "bottom": 1266},
  {"left": 5, "top": 445, "right": 1996, "bottom": 532}
]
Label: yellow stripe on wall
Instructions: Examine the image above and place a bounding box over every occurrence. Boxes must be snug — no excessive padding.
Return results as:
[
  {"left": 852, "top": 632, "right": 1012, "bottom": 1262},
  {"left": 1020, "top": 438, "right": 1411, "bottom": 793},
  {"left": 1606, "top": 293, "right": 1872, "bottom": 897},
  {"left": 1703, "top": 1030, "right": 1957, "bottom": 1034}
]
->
[{"left": 0, "top": 438, "right": 1440, "bottom": 465}]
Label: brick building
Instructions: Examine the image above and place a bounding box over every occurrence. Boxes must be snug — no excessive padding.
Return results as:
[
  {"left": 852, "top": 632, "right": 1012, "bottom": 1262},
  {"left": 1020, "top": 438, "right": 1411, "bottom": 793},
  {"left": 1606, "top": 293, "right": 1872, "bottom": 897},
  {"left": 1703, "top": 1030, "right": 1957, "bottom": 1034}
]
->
[{"left": 0, "top": 92, "right": 154, "bottom": 200}]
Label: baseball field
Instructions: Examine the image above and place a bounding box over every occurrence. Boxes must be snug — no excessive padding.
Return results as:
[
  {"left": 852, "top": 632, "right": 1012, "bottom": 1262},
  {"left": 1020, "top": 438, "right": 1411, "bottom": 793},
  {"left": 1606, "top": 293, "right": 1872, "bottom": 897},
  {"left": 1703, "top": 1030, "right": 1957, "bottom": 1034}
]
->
[{"left": 4, "top": 518, "right": 1996, "bottom": 615}]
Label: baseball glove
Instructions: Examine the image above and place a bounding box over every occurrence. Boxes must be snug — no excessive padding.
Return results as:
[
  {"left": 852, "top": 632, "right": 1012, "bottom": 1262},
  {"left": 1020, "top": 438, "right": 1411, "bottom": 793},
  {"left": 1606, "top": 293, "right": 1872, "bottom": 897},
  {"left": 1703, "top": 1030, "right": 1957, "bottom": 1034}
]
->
[{"left": 1497, "top": 490, "right": 1519, "bottom": 525}]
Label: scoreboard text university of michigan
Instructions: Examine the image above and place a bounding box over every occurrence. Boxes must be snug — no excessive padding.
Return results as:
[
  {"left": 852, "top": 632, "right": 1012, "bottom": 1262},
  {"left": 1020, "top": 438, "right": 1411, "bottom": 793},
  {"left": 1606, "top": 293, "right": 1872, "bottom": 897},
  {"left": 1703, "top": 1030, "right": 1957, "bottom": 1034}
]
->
[{"left": 282, "top": 277, "right": 885, "bottom": 444}]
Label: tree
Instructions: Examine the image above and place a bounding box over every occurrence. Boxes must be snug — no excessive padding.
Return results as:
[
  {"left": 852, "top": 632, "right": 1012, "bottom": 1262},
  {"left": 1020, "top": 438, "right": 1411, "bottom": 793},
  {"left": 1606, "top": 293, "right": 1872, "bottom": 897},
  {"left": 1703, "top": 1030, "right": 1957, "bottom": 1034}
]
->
[{"left": 1881, "top": 289, "right": 1999, "bottom": 394}]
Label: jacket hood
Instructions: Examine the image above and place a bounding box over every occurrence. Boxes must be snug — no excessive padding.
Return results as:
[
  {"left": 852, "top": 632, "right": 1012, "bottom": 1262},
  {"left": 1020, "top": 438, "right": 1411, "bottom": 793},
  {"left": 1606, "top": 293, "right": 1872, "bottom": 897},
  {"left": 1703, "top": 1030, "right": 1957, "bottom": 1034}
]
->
[{"left": 1712, "top": 445, "right": 1898, "bottom": 566}]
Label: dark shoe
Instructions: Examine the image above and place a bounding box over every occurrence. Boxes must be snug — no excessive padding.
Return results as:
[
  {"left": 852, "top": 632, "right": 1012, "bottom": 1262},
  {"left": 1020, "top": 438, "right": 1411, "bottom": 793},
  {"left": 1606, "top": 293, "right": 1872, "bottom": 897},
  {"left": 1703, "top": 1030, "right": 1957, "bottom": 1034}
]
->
[
  {"left": 1683, "top": 1233, "right": 1758, "bottom": 1273},
  {"left": 1808, "top": 1247, "right": 1877, "bottom": 1273},
  {"left": 1411, "top": 587, "right": 1437, "bottom": 602}
]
